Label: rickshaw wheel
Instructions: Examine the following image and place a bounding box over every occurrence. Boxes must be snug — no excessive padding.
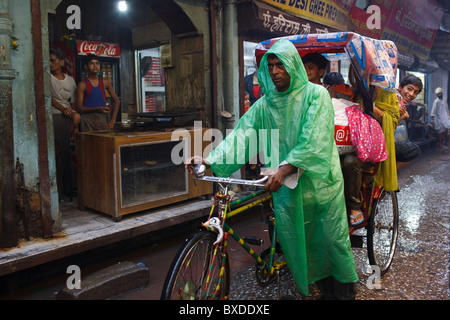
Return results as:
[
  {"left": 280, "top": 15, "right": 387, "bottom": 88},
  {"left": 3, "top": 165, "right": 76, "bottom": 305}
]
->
[{"left": 367, "top": 190, "right": 399, "bottom": 275}]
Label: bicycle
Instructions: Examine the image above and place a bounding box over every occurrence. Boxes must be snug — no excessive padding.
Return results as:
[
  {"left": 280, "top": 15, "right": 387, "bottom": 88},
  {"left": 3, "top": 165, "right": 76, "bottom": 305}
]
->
[
  {"left": 161, "top": 161, "right": 399, "bottom": 300},
  {"left": 160, "top": 165, "right": 286, "bottom": 300}
]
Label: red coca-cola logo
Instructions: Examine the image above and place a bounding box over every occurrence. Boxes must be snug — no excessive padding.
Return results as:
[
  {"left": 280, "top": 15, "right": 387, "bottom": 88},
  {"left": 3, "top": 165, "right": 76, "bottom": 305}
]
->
[{"left": 77, "top": 40, "right": 121, "bottom": 57}]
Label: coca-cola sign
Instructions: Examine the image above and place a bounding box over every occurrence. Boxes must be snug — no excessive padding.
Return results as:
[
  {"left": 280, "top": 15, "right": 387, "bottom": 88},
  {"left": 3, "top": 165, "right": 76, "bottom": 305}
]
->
[{"left": 76, "top": 40, "right": 121, "bottom": 58}]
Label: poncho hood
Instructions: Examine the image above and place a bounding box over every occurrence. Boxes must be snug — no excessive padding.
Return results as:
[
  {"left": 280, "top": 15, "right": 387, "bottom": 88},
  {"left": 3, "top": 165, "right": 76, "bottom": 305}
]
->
[{"left": 258, "top": 39, "right": 309, "bottom": 97}]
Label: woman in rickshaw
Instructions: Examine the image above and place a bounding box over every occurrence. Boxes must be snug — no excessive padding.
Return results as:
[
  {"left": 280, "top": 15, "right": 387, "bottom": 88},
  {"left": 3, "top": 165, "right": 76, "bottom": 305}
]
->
[
  {"left": 342, "top": 65, "right": 400, "bottom": 226},
  {"left": 299, "top": 40, "right": 400, "bottom": 227}
]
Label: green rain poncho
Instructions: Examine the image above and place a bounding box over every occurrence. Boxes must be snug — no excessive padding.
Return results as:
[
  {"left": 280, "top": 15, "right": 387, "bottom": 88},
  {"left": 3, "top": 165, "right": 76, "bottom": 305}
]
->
[{"left": 205, "top": 39, "right": 358, "bottom": 296}]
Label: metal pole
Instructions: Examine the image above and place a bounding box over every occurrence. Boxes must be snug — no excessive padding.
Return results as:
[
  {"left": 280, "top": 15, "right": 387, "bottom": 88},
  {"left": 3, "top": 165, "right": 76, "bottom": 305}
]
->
[
  {"left": 209, "top": 0, "right": 218, "bottom": 129},
  {"left": 222, "top": 0, "right": 238, "bottom": 130},
  {"left": 31, "top": 0, "right": 53, "bottom": 238},
  {"left": 0, "top": 0, "right": 18, "bottom": 248}
]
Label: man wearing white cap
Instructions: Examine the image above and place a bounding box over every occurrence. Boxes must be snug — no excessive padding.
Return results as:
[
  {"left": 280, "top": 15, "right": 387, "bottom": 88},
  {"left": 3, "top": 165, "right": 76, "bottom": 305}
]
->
[{"left": 430, "top": 87, "right": 450, "bottom": 151}]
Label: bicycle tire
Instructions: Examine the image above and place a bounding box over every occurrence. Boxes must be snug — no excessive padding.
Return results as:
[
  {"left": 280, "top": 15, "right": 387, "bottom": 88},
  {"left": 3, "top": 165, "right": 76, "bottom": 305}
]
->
[
  {"left": 160, "top": 230, "right": 230, "bottom": 300},
  {"left": 367, "top": 190, "right": 399, "bottom": 275}
]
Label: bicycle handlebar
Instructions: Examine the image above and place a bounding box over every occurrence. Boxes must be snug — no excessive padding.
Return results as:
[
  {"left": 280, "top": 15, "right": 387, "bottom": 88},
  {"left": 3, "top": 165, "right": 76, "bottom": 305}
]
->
[
  {"left": 194, "top": 175, "right": 269, "bottom": 187},
  {"left": 192, "top": 164, "right": 268, "bottom": 187}
]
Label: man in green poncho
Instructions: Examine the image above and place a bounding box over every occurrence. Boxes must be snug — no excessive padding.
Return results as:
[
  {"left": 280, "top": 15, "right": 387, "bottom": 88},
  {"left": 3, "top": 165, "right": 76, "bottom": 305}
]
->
[{"left": 186, "top": 39, "right": 358, "bottom": 299}]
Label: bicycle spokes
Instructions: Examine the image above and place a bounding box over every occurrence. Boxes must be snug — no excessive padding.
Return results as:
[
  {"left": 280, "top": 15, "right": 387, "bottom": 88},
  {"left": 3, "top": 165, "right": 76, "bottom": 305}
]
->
[{"left": 174, "top": 237, "right": 225, "bottom": 300}]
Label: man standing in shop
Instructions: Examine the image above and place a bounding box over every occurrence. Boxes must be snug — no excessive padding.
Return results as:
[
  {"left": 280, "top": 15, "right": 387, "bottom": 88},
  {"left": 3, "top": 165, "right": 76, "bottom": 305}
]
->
[
  {"left": 50, "top": 48, "right": 81, "bottom": 139},
  {"left": 244, "top": 71, "right": 263, "bottom": 106},
  {"left": 50, "top": 47, "right": 80, "bottom": 200},
  {"left": 76, "top": 54, "right": 120, "bottom": 132}
]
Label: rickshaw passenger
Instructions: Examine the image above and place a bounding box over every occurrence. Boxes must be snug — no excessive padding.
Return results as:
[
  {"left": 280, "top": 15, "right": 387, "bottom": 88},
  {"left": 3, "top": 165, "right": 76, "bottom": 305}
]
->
[
  {"left": 323, "top": 72, "right": 354, "bottom": 101},
  {"left": 302, "top": 52, "right": 328, "bottom": 86},
  {"left": 371, "top": 89, "right": 400, "bottom": 192},
  {"left": 395, "top": 75, "right": 423, "bottom": 164},
  {"left": 303, "top": 53, "right": 355, "bottom": 101},
  {"left": 342, "top": 68, "right": 400, "bottom": 226}
]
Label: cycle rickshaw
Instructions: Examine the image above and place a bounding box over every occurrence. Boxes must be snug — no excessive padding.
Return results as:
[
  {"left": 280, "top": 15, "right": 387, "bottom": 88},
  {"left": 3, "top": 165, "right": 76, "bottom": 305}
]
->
[{"left": 161, "top": 32, "right": 399, "bottom": 300}]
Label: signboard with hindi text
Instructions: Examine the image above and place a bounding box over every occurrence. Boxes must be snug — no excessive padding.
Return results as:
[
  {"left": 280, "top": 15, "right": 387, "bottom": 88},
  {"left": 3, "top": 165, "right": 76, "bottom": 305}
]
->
[
  {"left": 259, "top": 0, "right": 352, "bottom": 31},
  {"left": 348, "top": 0, "right": 443, "bottom": 60},
  {"left": 381, "top": 0, "right": 443, "bottom": 60}
]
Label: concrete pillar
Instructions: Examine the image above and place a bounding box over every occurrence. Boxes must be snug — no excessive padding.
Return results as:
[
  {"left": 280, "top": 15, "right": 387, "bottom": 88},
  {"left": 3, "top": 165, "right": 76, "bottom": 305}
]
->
[{"left": 0, "top": 0, "right": 18, "bottom": 248}]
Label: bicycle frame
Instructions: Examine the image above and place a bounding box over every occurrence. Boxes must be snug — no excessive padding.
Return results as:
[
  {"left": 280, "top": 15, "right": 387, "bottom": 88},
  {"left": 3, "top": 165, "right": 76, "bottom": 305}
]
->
[
  {"left": 196, "top": 174, "right": 286, "bottom": 296},
  {"left": 203, "top": 186, "right": 276, "bottom": 273}
]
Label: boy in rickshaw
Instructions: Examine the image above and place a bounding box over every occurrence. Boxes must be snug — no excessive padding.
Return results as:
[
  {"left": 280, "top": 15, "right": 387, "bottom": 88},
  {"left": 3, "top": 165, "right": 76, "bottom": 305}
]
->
[
  {"left": 302, "top": 52, "right": 328, "bottom": 85},
  {"left": 303, "top": 52, "right": 354, "bottom": 100},
  {"left": 395, "top": 75, "right": 424, "bottom": 164},
  {"left": 318, "top": 34, "right": 401, "bottom": 227}
]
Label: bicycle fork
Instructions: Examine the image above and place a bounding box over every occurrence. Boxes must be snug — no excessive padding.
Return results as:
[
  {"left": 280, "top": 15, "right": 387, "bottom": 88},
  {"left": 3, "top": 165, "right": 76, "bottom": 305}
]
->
[
  {"left": 203, "top": 197, "right": 284, "bottom": 299},
  {"left": 204, "top": 233, "right": 229, "bottom": 300}
]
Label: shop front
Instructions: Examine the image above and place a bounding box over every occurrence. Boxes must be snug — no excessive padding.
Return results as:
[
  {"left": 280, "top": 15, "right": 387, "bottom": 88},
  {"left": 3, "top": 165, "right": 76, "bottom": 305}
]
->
[
  {"left": 47, "top": 0, "right": 215, "bottom": 222},
  {"left": 429, "top": 30, "right": 450, "bottom": 105},
  {"left": 2, "top": 0, "right": 216, "bottom": 246},
  {"left": 236, "top": 0, "right": 347, "bottom": 116}
]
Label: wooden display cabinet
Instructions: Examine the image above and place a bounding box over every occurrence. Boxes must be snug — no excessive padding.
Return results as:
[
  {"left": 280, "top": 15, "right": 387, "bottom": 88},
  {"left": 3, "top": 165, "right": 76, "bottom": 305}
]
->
[{"left": 77, "top": 129, "right": 211, "bottom": 221}]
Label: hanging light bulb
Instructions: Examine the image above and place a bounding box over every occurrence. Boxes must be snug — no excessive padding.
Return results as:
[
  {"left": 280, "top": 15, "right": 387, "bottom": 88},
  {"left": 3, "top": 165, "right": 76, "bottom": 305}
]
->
[{"left": 118, "top": 0, "right": 128, "bottom": 12}]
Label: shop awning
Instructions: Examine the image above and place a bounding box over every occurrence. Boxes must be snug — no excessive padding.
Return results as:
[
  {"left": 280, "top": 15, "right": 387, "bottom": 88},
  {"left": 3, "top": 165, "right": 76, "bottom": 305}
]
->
[
  {"left": 397, "top": 52, "right": 415, "bottom": 68},
  {"left": 257, "top": 0, "right": 351, "bottom": 31},
  {"left": 431, "top": 30, "right": 450, "bottom": 71},
  {"left": 237, "top": 0, "right": 337, "bottom": 40},
  {"left": 412, "top": 57, "right": 441, "bottom": 73}
]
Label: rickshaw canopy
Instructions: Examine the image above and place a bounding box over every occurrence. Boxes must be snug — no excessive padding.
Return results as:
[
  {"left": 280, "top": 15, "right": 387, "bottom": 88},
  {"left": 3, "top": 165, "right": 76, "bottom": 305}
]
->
[{"left": 255, "top": 32, "right": 398, "bottom": 91}]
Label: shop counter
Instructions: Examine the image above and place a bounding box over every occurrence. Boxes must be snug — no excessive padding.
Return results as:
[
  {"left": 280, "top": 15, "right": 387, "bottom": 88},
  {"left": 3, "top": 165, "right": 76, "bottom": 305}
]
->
[{"left": 76, "top": 129, "right": 211, "bottom": 221}]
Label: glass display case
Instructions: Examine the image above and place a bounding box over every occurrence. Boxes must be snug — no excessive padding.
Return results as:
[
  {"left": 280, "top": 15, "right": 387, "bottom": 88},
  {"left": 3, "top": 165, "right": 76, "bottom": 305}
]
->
[
  {"left": 77, "top": 130, "right": 211, "bottom": 221},
  {"left": 120, "top": 140, "right": 188, "bottom": 207}
]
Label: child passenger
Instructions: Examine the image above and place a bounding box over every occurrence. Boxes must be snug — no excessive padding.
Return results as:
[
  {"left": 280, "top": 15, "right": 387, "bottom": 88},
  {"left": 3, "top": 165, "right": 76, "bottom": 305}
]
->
[
  {"left": 323, "top": 72, "right": 354, "bottom": 101},
  {"left": 302, "top": 52, "right": 328, "bottom": 85}
]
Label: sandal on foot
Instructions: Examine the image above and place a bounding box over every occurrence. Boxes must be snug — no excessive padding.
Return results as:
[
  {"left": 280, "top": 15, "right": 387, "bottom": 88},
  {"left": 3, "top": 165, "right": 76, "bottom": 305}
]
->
[{"left": 349, "top": 211, "right": 364, "bottom": 226}]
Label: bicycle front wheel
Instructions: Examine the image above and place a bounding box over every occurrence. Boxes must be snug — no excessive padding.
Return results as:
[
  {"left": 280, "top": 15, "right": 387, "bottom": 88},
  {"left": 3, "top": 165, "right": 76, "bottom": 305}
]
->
[
  {"left": 161, "top": 230, "right": 230, "bottom": 300},
  {"left": 367, "top": 190, "right": 399, "bottom": 275}
]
